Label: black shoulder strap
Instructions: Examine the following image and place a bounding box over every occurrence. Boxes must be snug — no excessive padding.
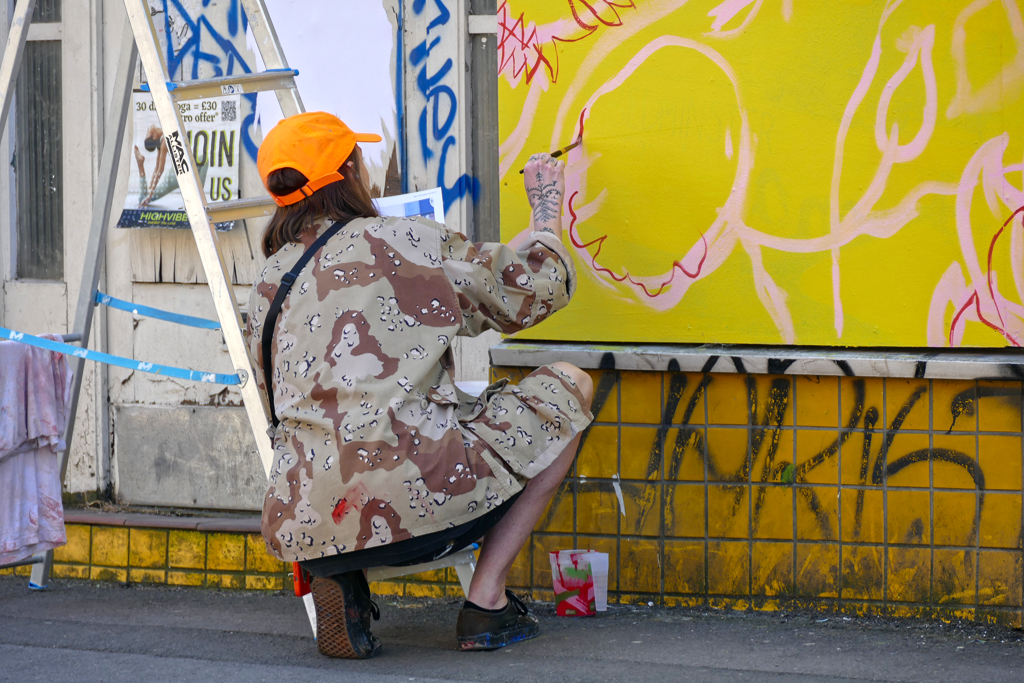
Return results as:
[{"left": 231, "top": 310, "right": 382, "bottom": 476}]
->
[{"left": 261, "top": 219, "right": 353, "bottom": 427}]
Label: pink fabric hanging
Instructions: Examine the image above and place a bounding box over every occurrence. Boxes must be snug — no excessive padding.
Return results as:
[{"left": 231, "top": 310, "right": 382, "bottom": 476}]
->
[{"left": 0, "top": 335, "right": 74, "bottom": 566}]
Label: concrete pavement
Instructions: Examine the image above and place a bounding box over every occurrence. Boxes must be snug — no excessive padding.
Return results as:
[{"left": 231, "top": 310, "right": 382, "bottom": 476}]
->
[{"left": 2, "top": 575, "right": 1022, "bottom": 682}]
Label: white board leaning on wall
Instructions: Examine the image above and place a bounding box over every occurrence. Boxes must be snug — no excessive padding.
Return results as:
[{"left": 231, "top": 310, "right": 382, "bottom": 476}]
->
[{"left": 247, "top": 0, "right": 398, "bottom": 194}]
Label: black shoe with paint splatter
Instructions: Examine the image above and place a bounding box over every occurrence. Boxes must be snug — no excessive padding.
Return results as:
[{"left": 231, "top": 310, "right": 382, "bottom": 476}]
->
[{"left": 456, "top": 590, "right": 540, "bottom": 651}]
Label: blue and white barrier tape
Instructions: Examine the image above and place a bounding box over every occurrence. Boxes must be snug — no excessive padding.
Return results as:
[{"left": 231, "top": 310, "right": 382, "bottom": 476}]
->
[
  {"left": 0, "top": 327, "right": 241, "bottom": 385},
  {"left": 95, "top": 292, "right": 222, "bottom": 330}
]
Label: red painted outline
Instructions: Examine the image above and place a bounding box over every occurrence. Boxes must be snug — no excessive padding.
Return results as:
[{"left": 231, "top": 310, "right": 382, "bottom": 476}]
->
[
  {"left": 948, "top": 205, "right": 1024, "bottom": 347},
  {"left": 568, "top": 190, "right": 709, "bottom": 298},
  {"left": 568, "top": 1, "right": 600, "bottom": 31},
  {"left": 948, "top": 291, "right": 1018, "bottom": 347},
  {"left": 575, "top": 107, "right": 587, "bottom": 142},
  {"left": 497, "top": 1, "right": 637, "bottom": 86},
  {"left": 986, "top": 205, "right": 1024, "bottom": 331},
  {"left": 497, "top": 4, "right": 555, "bottom": 85},
  {"left": 576, "top": 0, "right": 631, "bottom": 27}
]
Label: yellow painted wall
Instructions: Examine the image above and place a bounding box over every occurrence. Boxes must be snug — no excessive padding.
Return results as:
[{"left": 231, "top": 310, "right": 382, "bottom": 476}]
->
[{"left": 498, "top": 0, "right": 1024, "bottom": 347}]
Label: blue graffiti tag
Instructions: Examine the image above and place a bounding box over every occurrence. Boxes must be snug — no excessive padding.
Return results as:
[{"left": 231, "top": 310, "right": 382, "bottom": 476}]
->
[
  {"left": 411, "top": 0, "right": 479, "bottom": 213},
  {"left": 157, "top": 0, "right": 259, "bottom": 160}
]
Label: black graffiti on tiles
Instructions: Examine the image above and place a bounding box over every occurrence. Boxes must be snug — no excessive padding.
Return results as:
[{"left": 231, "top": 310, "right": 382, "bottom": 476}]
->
[
  {"left": 536, "top": 371, "right": 1023, "bottom": 553},
  {"left": 947, "top": 384, "right": 1022, "bottom": 432}
]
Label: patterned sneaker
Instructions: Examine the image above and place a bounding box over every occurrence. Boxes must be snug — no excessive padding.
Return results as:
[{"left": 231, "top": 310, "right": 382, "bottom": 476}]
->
[
  {"left": 310, "top": 571, "right": 382, "bottom": 659},
  {"left": 456, "top": 590, "right": 540, "bottom": 651}
]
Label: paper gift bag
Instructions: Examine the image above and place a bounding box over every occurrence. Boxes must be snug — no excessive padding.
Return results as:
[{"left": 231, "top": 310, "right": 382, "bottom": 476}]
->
[{"left": 549, "top": 549, "right": 608, "bottom": 616}]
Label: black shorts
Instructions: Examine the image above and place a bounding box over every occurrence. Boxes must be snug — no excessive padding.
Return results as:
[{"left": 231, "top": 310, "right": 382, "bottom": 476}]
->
[{"left": 299, "top": 491, "right": 522, "bottom": 578}]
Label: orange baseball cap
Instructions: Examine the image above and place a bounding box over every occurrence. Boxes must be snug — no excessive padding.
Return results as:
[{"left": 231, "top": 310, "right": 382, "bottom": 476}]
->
[{"left": 257, "top": 112, "right": 382, "bottom": 207}]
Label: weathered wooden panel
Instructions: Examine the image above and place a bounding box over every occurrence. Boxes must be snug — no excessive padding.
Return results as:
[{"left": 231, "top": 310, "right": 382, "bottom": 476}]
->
[
  {"left": 128, "top": 225, "right": 262, "bottom": 285},
  {"left": 114, "top": 404, "right": 263, "bottom": 510},
  {"left": 126, "top": 283, "right": 250, "bottom": 406}
]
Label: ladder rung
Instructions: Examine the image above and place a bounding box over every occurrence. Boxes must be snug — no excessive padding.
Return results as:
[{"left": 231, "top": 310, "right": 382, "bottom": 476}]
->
[
  {"left": 207, "top": 196, "right": 278, "bottom": 222},
  {"left": 143, "top": 68, "right": 299, "bottom": 101},
  {"left": 0, "top": 554, "right": 45, "bottom": 570}
]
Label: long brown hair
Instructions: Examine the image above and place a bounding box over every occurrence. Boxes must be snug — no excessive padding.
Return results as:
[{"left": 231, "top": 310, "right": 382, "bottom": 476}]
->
[{"left": 261, "top": 148, "right": 379, "bottom": 257}]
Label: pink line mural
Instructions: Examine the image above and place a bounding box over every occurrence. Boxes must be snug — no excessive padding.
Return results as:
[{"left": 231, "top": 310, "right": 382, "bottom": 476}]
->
[{"left": 498, "top": 0, "right": 1024, "bottom": 347}]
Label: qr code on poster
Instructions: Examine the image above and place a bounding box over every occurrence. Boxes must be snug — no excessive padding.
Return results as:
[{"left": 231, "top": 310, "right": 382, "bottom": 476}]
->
[{"left": 221, "top": 100, "right": 237, "bottom": 122}]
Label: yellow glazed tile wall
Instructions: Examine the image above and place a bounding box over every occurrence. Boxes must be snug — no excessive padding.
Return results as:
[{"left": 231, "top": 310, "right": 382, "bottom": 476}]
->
[
  {"left": 22, "top": 368, "right": 1021, "bottom": 630},
  {"left": 489, "top": 367, "right": 1024, "bottom": 627},
  {"left": 43, "top": 526, "right": 293, "bottom": 591},
  {"left": 39, "top": 523, "right": 472, "bottom": 599}
]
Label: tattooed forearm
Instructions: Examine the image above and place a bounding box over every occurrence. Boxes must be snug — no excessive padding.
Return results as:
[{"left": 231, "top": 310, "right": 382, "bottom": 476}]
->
[
  {"left": 528, "top": 178, "right": 562, "bottom": 230},
  {"left": 523, "top": 154, "right": 565, "bottom": 237}
]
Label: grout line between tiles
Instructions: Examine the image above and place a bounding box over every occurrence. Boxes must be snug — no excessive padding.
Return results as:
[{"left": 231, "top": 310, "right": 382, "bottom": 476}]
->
[
  {"left": 704, "top": 374, "right": 710, "bottom": 606},
  {"left": 792, "top": 377, "right": 799, "bottom": 599},
  {"left": 882, "top": 378, "right": 890, "bottom": 612},
  {"left": 747, "top": 378, "right": 754, "bottom": 601},
  {"left": 616, "top": 371, "right": 622, "bottom": 597},
  {"left": 838, "top": 378, "right": 844, "bottom": 600},
  {"left": 660, "top": 371, "right": 666, "bottom": 599}
]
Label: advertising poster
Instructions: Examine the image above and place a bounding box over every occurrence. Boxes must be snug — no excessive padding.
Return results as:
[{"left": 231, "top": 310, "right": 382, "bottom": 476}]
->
[{"left": 118, "top": 92, "right": 240, "bottom": 230}]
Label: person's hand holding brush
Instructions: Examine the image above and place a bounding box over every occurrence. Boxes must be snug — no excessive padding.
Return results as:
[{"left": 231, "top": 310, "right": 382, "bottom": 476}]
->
[{"left": 524, "top": 152, "right": 565, "bottom": 240}]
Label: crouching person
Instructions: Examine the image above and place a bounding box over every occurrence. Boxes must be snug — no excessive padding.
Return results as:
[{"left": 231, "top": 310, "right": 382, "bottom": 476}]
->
[{"left": 246, "top": 112, "right": 593, "bottom": 658}]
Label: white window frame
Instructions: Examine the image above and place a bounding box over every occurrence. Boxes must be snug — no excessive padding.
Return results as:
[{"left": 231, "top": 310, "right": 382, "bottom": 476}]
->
[{"left": 4, "top": 1, "right": 65, "bottom": 282}]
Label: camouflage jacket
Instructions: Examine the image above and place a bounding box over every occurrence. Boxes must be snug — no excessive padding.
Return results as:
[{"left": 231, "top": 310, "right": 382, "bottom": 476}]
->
[{"left": 246, "top": 216, "right": 577, "bottom": 562}]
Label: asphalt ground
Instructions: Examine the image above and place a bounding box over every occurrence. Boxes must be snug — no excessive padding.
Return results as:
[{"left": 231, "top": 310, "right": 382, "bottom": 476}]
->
[{"left": 1, "top": 575, "right": 1022, "bottom": 682}]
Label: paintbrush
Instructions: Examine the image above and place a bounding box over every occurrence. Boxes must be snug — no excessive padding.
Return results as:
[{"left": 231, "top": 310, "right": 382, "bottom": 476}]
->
[{"left": 519, "top": 138, "right": 582, "bottom": 173}]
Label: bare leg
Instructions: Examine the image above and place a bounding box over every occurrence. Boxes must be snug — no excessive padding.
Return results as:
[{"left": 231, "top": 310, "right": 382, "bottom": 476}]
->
[
  {"left": 466, "top": 362, "right": 593, "bottom": 610},
  {"left": 133, "top": 145, "right": 145, "bottom": 175}
]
